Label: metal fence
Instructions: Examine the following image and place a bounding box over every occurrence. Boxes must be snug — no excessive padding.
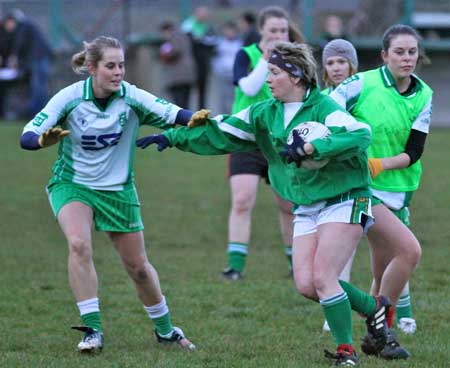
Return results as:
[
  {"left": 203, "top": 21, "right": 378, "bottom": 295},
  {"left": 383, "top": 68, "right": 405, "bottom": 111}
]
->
[{"left": 2, "top": 0, "right": 450, "bottom": 47}]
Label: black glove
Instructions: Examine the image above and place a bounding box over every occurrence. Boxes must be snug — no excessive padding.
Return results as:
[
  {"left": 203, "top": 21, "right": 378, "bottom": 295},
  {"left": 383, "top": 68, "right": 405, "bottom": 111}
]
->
[
  {"left": 136, "top": 134, "right": 171, "bottom": 151},
  {"left": 279, "top": 130, "right": 307, "bottom": 167}
]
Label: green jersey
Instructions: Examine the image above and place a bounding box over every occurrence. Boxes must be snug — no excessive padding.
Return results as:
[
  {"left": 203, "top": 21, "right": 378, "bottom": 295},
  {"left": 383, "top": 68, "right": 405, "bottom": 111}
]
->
[
  {"left": 331, "top": 66, "right": 433, "bottom": 193},
  {"left": 231, "top": 44, "right": 272, "bottom": 113},
  {"left": 165, "top": 86, "right": 372, "bottom": 206}
]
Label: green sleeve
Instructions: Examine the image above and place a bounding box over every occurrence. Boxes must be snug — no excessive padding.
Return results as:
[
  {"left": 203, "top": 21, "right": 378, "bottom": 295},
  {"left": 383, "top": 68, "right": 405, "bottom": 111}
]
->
[
  {"left": 311, "top": 124, "right": 371, "bottom": 161},
  {"left": 164, "top": 118, "right": 258, "bottom": 155}
]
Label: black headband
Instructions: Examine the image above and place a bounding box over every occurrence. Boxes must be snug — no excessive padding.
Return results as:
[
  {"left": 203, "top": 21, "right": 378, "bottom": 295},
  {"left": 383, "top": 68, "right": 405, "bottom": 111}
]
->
[{"left": 268, "top": 49, "right": 302, "bottom": 78}]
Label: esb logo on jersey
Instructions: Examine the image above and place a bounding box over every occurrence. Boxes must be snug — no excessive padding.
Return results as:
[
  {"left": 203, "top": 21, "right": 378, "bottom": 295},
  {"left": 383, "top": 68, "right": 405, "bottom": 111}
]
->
[{"left": 81, "top": 132, "right": 122, "bottom": 150}]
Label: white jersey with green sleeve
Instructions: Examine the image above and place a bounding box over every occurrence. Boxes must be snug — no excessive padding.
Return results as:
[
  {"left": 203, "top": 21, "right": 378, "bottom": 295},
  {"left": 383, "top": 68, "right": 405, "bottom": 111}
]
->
[{"left": 22, "top": 77, "right": 180, "bottom": 191}]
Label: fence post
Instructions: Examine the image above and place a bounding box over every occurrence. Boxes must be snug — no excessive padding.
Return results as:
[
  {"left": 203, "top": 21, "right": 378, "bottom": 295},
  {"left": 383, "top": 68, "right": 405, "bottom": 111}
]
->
[
  {"left": 301, "top": 0, "right": 314, "bottom": 43},
  {"left": 403, "top": 0, "right": 415, "bottom": 25},
  {"left": 48, "top": 0, "right": 62, "bottom": 48}
]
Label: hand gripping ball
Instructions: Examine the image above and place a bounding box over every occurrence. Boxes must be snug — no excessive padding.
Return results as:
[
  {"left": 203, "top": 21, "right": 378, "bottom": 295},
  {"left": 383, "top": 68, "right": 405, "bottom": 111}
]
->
[{"left": 287, "top": 121, "right": 331, "bottom": 169}]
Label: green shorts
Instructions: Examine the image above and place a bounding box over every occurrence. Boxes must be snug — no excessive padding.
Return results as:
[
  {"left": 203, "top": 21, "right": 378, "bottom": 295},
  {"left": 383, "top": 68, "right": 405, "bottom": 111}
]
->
[
  {"left": 372, "top": 196, "right": 410, "bottom": 226},
  {"left": 47, "top": 182, "right": 144, "bottom": 232}
]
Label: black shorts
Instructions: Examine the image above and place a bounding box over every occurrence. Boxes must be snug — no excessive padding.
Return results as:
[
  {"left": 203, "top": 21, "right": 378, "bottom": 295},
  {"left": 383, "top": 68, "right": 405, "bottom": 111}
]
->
[{"left": 228, "top": 150, "right": 269, "bottom": 184}]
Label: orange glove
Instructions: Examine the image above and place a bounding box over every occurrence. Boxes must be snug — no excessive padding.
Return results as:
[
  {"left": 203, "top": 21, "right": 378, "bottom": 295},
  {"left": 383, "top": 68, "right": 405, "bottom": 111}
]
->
[
  {"left": 368, "top": 158, "right": 384, "bottom": 178},
  {"left": 187, "top": 109, "right": 210, "bottom": 128},
  {"left": 38, "top": 127, "right": 70, "bottom": 148}
]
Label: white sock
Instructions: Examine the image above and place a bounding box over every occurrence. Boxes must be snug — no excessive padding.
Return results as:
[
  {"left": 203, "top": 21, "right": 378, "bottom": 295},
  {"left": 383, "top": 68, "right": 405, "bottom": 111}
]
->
[
  {"left": 143, "top": 296, "right": 169, "bottom": 319},
  {"left": 77, "top": 297, "right": 100, "bottom": 316}
]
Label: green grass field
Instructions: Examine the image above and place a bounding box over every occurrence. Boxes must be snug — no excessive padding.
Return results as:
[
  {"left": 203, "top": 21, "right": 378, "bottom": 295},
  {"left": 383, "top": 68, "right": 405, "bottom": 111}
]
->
[{"left": 1, "top": 123, "right": 449, "bottom": 367}]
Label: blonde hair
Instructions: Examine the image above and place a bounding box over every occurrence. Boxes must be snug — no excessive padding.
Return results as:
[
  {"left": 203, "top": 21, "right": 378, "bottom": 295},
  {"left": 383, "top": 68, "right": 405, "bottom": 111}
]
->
[
  {"left": 71, "top": 36, "right": 122, "bottom": 74},
  {"left": 272, "top": 41, "right": 318, "bottom": 88},
  {"left": 323, "top": 61, "right": 357, "bottom": 88}
]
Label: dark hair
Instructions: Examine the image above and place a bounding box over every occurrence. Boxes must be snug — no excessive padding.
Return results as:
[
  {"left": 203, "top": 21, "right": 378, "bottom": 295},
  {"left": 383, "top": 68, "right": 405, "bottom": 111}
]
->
[
  {"left": 71, "top": 36, "right": 122, "bottom": 74},
  {"left": 258, "top": 6, "right": 305, "bottom": 43},
  {"left": 241, "top": 11, "right": 256, "bottom": 26},
  {"left": 382, "top": 24, "right": 429, "bottom": 65},
  {"left": 160, "top": 21, "right": 175, "bottom": 32},
  {"left": 258, "top": 6, "right": 288, "bottom": 29}
]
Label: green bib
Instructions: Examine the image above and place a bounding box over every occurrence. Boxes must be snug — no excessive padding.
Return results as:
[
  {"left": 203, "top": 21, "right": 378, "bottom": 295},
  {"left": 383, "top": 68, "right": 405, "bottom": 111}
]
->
[
  {"left": 351, "top": 67, "right": 432, "bottom": 192},
  {"left": 231, "top": 44, "right": 272, "bottom": 114},
  {"left": 321, "top": 86, "right": 333, "bottom": 96}
]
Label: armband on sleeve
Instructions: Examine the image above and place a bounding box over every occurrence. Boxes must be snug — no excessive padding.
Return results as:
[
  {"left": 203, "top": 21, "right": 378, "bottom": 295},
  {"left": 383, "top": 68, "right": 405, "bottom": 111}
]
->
[{"left": 404, "top": 129, "right": 427, "bottom": 166}]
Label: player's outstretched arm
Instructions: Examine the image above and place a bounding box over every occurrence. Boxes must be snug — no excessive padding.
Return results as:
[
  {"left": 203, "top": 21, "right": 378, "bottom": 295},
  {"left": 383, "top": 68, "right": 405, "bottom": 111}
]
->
[{"left": 20, "top": 128, "right": 70, "bottom": 150}]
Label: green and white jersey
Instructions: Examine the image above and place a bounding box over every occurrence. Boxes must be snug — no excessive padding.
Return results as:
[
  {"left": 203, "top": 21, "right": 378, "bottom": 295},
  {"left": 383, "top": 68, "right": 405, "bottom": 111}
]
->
[
  {"left": 164, "top": 86, "right": 372, "bottom": 206},
  {"left": 23, "top": 77, "right": 180, "bottom": 191},
  {"left": 330, "top": 66, "right": 433, "bottom": 193}
]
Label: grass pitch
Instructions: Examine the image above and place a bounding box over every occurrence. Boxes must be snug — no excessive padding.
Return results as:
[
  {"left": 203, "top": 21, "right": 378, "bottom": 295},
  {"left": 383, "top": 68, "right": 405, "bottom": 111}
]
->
[{"left": 1, "top": 123, "right": 449, "bottom": 367}]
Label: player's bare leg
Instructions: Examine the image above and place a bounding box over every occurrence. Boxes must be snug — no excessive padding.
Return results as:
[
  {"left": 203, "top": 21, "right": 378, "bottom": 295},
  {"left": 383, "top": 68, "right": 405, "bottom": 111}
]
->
[
  {"left": 274, "top": 192, "right": 294, "bottom": 275},
  {"left": 361, "top": 204, "right": 419, "bottom": 359},
  {"left": 59, "top": 202, "right": 103, "bottom": 352},
  {"left": 109, "top": 231, "right": 162, "bottom": 306},
  {"left": 110, "top": 231, "right": 195, "bottom": 350},
  {"left": 224, "top": 174, "right": 260, "bottom": 280},
  {"left": 368, "top": 204, "right": 421, "bottom": 308}
]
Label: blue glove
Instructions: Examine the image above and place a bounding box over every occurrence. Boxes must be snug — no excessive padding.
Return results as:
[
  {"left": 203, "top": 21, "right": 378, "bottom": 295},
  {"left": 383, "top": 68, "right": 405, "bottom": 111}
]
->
[
  {"left": 280, "top": 130, "right": 307, "bottom": 167},
  {"left": 136, "top": 134, "right": 171, "bottom": 151}
]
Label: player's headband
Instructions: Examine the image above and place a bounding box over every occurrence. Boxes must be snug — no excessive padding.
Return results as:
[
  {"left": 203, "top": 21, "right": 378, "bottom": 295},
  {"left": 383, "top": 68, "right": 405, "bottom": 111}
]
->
[{"left": 268, "top": 49, "right": 303, "bottom": 78}]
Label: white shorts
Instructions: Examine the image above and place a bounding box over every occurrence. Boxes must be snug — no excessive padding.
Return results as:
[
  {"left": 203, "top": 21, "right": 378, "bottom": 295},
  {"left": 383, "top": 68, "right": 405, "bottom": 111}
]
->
[{"left": 293, "top": 197, "right": 374, "bottom": 237}]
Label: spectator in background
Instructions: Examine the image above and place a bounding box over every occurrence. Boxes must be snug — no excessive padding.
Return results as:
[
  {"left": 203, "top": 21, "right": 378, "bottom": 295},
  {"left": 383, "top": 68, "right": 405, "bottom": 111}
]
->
[
  {"left": 0, "top": 17, "right": 13, "bottom": 67},
  {"left": 159, "top": 21, "right": 195, "bottom": 108},
  {"left": 238, "top": 11, "right": 260, "bottom": 46},
  {"left": 0, "top": 16, "right": 15, "bottom": 119},
  {"left": 3, "top": 9, "right": 53, "bottom": 117},
  {"left": 181, "top": 6, "right": 217, "bottom": 109},
  {"left": 320, "top": 15, "right": 349, "bottom": 45},
  {"left": 211, "top": 20, "right": 242, "bottom": 113}
]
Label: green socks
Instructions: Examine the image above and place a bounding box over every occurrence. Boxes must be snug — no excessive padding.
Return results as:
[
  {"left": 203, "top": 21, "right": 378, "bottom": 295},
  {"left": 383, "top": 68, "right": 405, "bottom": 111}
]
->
[
  {"left": 77, "top": 297, "right": 102, "bottom": 331},
  {"left": 227, "top": 243, "right": 292, "bottom": 272},
  {"left": 143, "top": 296, "right": 174, "bottom": 337},
  {"left": 81, "top": 311, "right": 102, "bottom": 332},
  {"left": 227, "top": 242, "right": 248, "bottom": 272},
  {"left": 396, "top": 294, "right": 413, "bottom": 321},
  {"left": 321, "top": 292, "right": 353, "bottom": 345},
  {"left": 339, "top": 280, "right": 377, "bottom": 316},
  {"left": 152, "top": 313, "right": 174, "bottom": 336}
]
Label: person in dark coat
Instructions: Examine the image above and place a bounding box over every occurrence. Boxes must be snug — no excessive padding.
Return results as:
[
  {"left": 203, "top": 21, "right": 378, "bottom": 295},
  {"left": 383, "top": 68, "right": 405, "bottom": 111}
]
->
[{"left": 4, "top": 9, "right": 53, "bottom": 117}]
